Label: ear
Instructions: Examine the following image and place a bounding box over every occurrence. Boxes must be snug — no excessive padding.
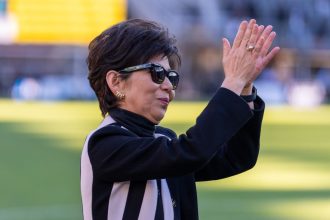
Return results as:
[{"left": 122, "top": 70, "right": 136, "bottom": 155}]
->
[{"left": 105, "top": 70, "right": 123, "bottom": 94}]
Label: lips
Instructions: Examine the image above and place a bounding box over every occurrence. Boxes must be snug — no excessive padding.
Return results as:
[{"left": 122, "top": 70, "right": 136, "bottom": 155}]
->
[{"left": 158, "top": 98, "right": 169, "bottom": 105}]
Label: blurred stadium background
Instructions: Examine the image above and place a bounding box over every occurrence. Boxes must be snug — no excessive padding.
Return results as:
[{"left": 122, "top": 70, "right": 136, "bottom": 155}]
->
[
  {"left": 2, "top": 0, "right": 330, "bottom": 105},
  {"left": 1, "top": 0, "right": 330, "bottom": 219}
]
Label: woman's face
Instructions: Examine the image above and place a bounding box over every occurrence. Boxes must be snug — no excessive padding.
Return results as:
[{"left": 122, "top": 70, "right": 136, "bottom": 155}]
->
[{"left": 119, "top": 55, "right": 175, "bottom": 124}]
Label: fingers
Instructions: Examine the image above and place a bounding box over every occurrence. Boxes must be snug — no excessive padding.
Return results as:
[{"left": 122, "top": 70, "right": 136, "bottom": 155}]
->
[
  {"left": 255, "top": 25, "right": 273, "bottom": 54},
  {"left": 246, "top": 23, "right": 264, "bottom": 55},
  {"left": 252, "top": 36, "right": 265, "bottom": 55},
  {"left": 246, "top": 24, "right": 259, "bottom": 48},
  {"left": 232, "top": 20, "right": 248, "bottom": 48},
  {"left": 259, "top": 25, "right": 273, "bottom": 43},
  {"left": 222, "top": 38, "right": 231, "bottom": 57},
  {"left": 232, "top": 19, "right": 264, "bottom": 50},
  {"left": 256, "top": 25, "right": 265, "bottom": 42},
  {"left": 263, "top": 46, "right": 281, "bottom": 66},
  {"left": 260, "top": 31, "right": 277, "bottom": 57},
  {"left": 240, "top": 19, "right": 256, "bottom": 49}
]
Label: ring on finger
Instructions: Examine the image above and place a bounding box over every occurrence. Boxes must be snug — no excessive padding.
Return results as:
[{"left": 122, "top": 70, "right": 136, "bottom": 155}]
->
[{"left": 246, "top": 45, "right": 255, "bottom": 52}]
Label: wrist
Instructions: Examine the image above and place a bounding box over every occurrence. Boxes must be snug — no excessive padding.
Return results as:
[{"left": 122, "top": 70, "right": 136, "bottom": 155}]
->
[
  {"left": 221, "top": 78, "right": 245, "bottom": 95},
  {"left": 241, "top": 83, "right": 253, "bottom": 95},
  {"left": 240, "top": 86, "right": 257, "bottom": 102}
]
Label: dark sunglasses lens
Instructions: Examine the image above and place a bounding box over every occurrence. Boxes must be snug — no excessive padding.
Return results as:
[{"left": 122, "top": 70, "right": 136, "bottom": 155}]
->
[
  {"left": 151, "top": 65, "right": 179, "bottom": 90},
  {"left": 167, "top": 71, "right": 179, "bottom": 89},
  {"left": 152, "top": 66, "right": 166, "bottom": 84}
]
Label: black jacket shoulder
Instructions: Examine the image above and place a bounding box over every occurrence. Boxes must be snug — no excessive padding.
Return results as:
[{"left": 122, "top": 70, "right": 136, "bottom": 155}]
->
[{"left": 155, "top": 126, "right": 177, "bottom": 139}]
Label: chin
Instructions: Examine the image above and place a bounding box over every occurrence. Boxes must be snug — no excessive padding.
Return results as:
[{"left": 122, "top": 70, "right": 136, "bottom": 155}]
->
[
  {"left": 152, "top": 113, "right": 166, "bottom": 124},
  {"left": 154, "top": 116, "right": 164, "bottom": 124}
]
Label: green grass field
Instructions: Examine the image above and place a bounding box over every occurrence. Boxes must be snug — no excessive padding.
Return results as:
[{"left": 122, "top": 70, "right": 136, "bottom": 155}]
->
[{"left": 0, "top": 100, "right": 330, "bottom": 220}]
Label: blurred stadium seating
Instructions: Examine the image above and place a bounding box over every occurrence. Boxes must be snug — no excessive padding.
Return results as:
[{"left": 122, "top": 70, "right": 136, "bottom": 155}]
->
[
  {"left": 1, "top": 0, "right": 330, "bottom": 105},
  {"left": 0, "top": 0, "right": 125, "bottom": 100},
  {"left": 129, "top": 0, "right": 330, "bottom": 105}
]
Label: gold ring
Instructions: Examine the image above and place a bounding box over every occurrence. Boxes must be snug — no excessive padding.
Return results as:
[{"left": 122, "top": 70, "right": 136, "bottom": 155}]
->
[{"left": 246, "top": 45, "right": 255, "bottom": 51}]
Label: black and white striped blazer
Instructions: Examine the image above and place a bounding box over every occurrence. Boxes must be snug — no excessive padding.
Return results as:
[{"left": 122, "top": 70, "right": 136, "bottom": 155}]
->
[{"left": 81, "top": 88, "right": 265, "bottom": 220}]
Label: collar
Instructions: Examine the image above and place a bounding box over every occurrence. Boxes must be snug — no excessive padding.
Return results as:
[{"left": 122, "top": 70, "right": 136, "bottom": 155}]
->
[{"left": 109, "top": 108, "right": 156, "bottom": 137}]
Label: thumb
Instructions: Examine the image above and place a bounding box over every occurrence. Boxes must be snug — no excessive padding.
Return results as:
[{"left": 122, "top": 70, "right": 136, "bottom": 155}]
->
[{"left": 222, "top": 38, "right": 231, "bottom": 57}]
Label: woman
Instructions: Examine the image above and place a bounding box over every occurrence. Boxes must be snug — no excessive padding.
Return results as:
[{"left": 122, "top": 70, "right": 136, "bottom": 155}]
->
[{"left": 81, "top": 18, "right": 280, "bottom": 220}]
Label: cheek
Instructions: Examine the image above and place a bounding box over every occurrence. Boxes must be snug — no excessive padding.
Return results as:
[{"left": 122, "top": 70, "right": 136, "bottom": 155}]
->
[
  {"left": 170, "top": 90, "right": 175, "bottom": 100},
  {"left": 127, "top": 84, "right": 157, "bottom": 105},
  {"left": 125, "top": 74, "right": 159, "bottom": 103}
]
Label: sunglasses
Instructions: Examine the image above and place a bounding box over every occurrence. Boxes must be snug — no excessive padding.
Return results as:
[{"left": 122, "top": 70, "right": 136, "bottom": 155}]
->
[{"left": 119, "top": 63, "right": 180, "bottom": 90}]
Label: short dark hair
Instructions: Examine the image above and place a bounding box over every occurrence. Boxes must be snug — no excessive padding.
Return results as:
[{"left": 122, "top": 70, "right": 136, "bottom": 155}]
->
[{"left": 87, "top": 18, "right": 181, "bottom": 117}]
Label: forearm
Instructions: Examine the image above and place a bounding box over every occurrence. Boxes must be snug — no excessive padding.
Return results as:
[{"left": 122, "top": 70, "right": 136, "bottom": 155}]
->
[
  {"left": 195, "top": 96, "right": 264, "bottom": 181},
  {"left": 224, "top": 97, "right": 264, "bottom": 170}
]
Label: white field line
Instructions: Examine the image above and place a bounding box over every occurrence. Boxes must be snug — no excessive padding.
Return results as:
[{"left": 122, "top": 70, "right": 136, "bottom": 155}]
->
[{"left": 0, "top": 204, "right": 81, "bottom": 220}]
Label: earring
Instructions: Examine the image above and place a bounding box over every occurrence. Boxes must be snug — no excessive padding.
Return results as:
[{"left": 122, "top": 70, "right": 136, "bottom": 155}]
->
[{"left": 115, "top": 91, "right": 125, "bottom": 100}]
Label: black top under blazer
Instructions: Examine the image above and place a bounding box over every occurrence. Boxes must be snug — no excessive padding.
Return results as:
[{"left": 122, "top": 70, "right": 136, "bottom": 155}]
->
[{"left": 80, "top": 87, "right": 265, "bottom": 220}]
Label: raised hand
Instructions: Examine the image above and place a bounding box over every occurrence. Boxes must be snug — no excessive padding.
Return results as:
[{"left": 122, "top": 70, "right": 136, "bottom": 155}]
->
[{"left": 221, "top": 19, "right": 280, "bottom": 95}]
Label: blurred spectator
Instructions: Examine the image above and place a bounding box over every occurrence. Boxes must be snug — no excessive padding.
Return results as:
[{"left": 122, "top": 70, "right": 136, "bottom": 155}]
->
[
  {"left": 315, "top": 68, "right": 330, "bottom": 99},
  {"left": 191, "top": 44, "right": 223, "bottom": 98},
  {"left": 11, "top": 75, "right": 95, "bottom": 101},
  {"left": 287, "top": 81, "right": 326, "bottom": 107},
  {"left": 12, "top": 77, "right": 41, "bottom": 101}
]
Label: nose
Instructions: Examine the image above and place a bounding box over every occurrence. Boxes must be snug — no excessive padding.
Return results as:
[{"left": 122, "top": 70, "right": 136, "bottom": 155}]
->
[
  {"left": 160, "top": 77, "right": 175, "bottom": 99},
  {"left": 160, "top": 76, "right": 174, "bottom": 90}
]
